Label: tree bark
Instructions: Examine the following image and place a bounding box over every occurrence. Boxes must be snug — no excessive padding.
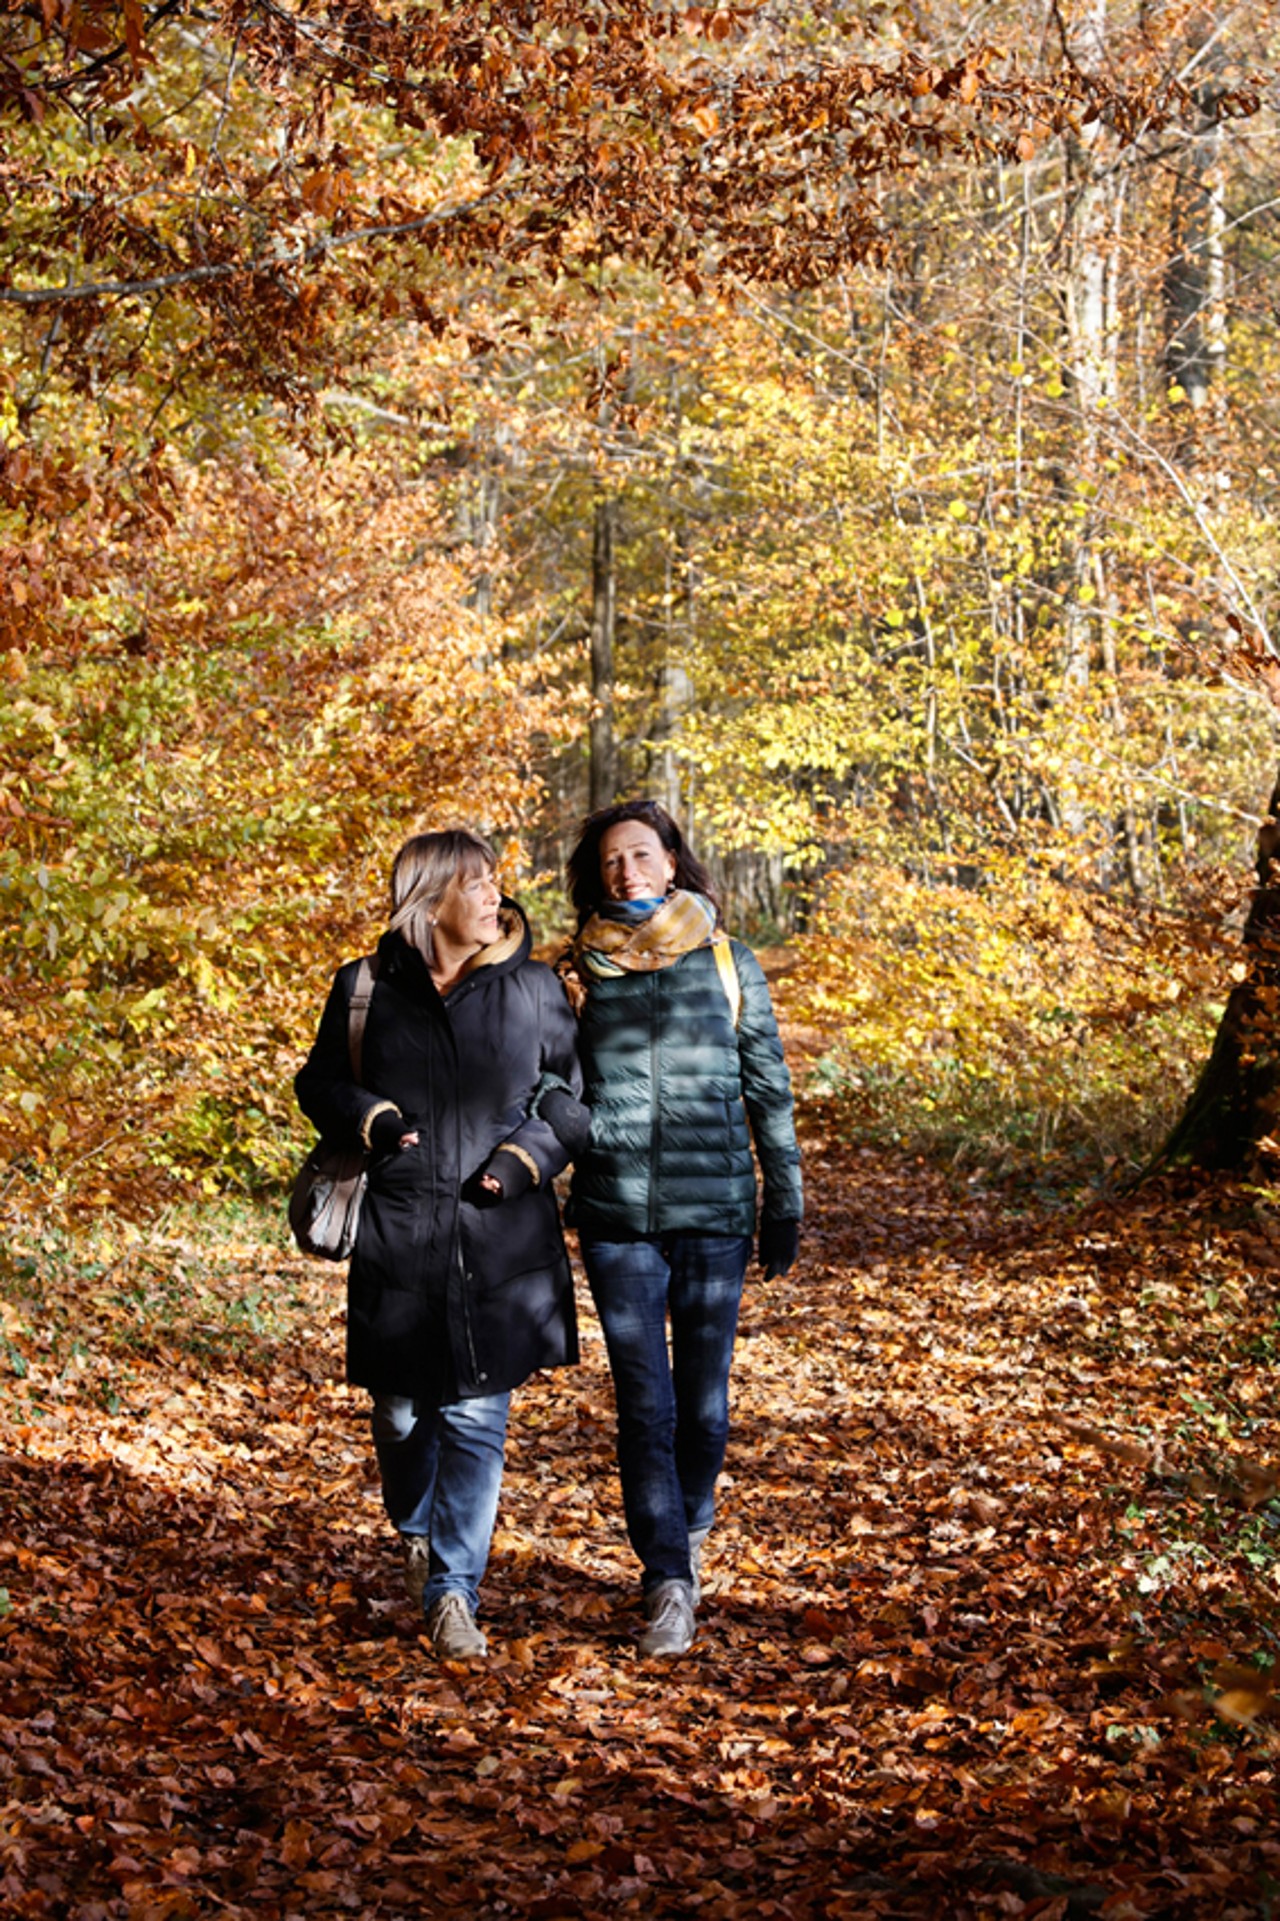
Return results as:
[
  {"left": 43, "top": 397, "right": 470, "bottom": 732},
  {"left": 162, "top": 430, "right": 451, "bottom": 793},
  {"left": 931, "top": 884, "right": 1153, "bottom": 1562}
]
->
[
  {"left": 1059, "top": 0, "right": 1119, "bottom": 846},
  {"left": 1164, "top": 115, "right": 1226, "bottom": 417},
  {"left": 1156, "top": 771, "right": 1280, "bottom": 1171},
  {"left": 648, "top": 501, "right": 694, "bottom": 819},
  {"left": 589, "top": 494, "right": 618, "bottom": 813}
]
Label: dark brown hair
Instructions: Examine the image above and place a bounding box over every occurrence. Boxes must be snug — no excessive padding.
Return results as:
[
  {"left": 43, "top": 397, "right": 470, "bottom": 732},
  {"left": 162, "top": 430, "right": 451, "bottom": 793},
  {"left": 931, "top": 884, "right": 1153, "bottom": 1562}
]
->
[{"left": 566, "top": 800, "right": 719, "bottom": 929}]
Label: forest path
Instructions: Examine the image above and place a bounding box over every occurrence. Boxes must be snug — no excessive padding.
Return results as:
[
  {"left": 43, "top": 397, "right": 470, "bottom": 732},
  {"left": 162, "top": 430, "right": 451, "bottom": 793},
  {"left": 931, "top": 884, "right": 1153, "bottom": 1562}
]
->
[{"left": 4, "top": 1089, "right": 1280, "bottom": 1917}]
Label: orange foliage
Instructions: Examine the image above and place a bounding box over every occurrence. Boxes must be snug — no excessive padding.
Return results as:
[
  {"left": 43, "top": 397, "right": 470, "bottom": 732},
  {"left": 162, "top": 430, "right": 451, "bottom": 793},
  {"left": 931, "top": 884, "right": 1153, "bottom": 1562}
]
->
[{"left": 0, "top": 433, "right": 579, "bottom": 1220}]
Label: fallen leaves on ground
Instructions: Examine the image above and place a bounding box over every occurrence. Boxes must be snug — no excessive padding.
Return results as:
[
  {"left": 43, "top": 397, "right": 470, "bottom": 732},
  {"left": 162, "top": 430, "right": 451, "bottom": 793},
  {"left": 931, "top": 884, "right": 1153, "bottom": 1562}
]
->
[{"left": 4, "top": 1121, "right": 1280, "bottom": 1917}]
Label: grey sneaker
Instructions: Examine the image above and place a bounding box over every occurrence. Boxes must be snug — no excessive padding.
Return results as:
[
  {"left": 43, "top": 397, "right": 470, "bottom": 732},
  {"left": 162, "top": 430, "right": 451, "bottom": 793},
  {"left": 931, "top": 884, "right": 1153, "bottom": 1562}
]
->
[
  {"left": 401, "top": 1534, "right": 430, "bottom": 1608},
  {"left": 688, "top": 1527, "right": 709, "bottom": 1607},
  {"left": 638, "top": 1580, "right": 696, "bottom": 1658},
  {"left": 426, "top": 1592, "right": 488, "bottom": 1660}
]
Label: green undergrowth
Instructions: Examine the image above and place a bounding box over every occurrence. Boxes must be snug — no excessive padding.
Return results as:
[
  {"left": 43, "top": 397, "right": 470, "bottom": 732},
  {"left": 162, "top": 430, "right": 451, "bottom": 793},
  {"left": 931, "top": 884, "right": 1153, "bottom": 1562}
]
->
[
  {"left": 788, "top": 858, "right": 1229, "bottom": 1207},
  {"left": 801, "top": 1046, "right": 1201, "bottom": 1208},
  {"left": 0, "top": 1198, "right": 311, "bottom": 1420}
]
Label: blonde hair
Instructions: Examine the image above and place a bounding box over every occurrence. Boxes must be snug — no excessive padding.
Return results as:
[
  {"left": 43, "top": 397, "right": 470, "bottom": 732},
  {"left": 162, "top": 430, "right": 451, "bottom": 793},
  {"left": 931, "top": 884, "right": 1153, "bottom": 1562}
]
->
[{"left": 389, "top": 829, "right": 497, "bottom": 964}]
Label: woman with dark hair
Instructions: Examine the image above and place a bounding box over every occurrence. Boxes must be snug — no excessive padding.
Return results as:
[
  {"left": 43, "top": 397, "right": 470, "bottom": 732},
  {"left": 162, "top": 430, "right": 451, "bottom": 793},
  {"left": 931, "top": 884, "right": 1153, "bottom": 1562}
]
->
[
  {"left": 553, "top": 799, "right": 803, "bottom": 1658},
  {"left": 295, "top": 829, "right": 582, "bottom": 1661}
]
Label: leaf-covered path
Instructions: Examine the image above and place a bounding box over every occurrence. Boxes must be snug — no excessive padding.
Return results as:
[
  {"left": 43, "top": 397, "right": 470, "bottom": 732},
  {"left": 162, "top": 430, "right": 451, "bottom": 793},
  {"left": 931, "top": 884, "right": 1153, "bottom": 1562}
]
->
[{"left": 5, "top": 1118, "right": 1280, "bottom": 1918}]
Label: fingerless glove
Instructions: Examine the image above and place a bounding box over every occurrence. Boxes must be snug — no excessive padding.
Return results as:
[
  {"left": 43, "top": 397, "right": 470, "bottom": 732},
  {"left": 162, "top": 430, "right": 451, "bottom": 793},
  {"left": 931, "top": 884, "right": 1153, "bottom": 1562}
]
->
[{"left": 367, "top": 1108, "right": 407, "bottom": 1153}]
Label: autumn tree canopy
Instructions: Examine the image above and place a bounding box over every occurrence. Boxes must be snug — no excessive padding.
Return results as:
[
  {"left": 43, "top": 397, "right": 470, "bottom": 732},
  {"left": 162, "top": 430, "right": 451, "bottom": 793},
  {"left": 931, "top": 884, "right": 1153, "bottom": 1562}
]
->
[
  {"left": 6, "top": 0, "right": 1259, "bottom": 338},
  {"left": 2, "top": 0, "right": 1278, "bottom": 1211}
]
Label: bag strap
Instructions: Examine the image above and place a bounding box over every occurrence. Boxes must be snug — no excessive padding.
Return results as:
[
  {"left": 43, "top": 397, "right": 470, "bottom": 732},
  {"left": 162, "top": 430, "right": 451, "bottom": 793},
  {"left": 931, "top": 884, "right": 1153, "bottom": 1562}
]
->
[
  {"left": 712, "top": 935, "right": 741, "bottom": 1029},
  {"left": 348, "top": 954, "right": 379, "bottom": 1084}
]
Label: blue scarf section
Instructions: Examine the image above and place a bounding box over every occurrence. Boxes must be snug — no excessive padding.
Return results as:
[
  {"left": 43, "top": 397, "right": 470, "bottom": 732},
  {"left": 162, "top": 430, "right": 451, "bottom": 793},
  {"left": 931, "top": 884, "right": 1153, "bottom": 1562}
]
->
[{"left": 597, "top": 897, "right": 668, "bottom": 923}]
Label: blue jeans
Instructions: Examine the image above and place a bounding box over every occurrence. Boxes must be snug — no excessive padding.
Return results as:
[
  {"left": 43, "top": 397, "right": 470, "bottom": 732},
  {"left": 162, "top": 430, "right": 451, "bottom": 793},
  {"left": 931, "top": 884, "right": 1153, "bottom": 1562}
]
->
[
  {"left": 581, "top": 1233, "right": 750, "bottom": 1593},
  {"left": 370, "top": 1391, "right": 510, "bottom": 1615}
]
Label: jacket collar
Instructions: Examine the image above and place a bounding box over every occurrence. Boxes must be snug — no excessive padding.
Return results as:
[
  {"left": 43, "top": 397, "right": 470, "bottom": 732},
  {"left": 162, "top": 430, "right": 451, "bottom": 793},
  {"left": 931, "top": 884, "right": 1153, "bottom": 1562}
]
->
[
  {"left": 376, "top": 899, "right": 531, "bottom": 993},
  {"left": 460, "top": 902, "right": 527, "bottom": 977}
]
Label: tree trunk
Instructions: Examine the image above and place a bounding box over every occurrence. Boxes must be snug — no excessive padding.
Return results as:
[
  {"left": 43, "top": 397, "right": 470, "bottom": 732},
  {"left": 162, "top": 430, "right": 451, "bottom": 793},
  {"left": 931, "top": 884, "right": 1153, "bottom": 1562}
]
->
[
  {"left": 589, "top": 494, "right": 618, "bottom": 813},
  {"left": 648, "top": 502, "right": 693, "bottom": 818},
  {"left": 1165, "top": 116, "right": 1226, "bottom": 417},
  {"left": 1059, "top": 0, "right": 1119, "bottom": 845},
  {"left": 457, "top": 452, "right": 501, "bottom": 627},
  {"left": 1156, "top": 771, "right": 1280, "bottom": 1171}
]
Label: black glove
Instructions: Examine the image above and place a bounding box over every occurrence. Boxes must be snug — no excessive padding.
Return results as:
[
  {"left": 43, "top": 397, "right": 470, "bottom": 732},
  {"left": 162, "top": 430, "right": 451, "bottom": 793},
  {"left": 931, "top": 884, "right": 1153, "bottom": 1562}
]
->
[
  {"left": 463, "top": 1148, "right": 536, "bottom": 1208},
  {"left": 461, "top": 1171, "right": 504, "bottom": 1208},
  {"left": 758, "top": 1218, "right": 800, "bottom": 1281},
  {"left": 537, "top": 1087, "right": 591, "bottom": 1158},
  {"left": 368, "top": 1108, "right": 407, "bottom": 1153}
]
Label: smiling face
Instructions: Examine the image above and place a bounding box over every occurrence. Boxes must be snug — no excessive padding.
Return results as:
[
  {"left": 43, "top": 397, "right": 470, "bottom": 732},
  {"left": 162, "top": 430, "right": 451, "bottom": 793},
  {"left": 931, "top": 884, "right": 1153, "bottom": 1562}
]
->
[
  {"left": 432, "top": 865, "right": 502, "bottom": 956},
  {"left": 599, "top": 820, "right": 678, "bottom": 904}
]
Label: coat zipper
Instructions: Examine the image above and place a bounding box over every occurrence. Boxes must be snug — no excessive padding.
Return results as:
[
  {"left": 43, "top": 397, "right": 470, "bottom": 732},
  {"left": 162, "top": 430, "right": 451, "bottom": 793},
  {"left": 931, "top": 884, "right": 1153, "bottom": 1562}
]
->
[
  {"left": 446, "top": 979, "right": 484, "bottom": 1389},
  {"left": 457, "top": 1234, "right": 482, "bottom": 1386},
  {"left": 648, "top": 971, "right": 660, "bottom": 1235}
]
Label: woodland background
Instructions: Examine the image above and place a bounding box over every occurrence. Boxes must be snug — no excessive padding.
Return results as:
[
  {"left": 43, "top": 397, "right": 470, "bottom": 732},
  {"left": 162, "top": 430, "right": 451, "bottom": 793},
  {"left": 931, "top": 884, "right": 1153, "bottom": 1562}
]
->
[
  {"left": 6, "top": 3, "right": 1280, "bottom": 1916},
  {"left": 2, "top": 0, "right": 1279, "bottom": 1220}
]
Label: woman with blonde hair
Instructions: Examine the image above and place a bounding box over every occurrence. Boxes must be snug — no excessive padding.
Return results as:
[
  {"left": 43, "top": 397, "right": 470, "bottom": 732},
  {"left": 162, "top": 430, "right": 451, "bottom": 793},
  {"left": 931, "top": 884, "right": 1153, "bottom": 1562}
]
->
[{"left": 296, "top": 829, "right": 583, "bottom": 1659}]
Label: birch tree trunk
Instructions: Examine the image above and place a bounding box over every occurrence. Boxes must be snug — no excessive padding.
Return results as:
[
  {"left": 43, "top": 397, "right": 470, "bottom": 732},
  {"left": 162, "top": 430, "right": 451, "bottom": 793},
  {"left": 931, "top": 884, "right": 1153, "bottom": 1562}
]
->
[
  {"left": 649, "top": 498, "right": 694, "bottom": 820},
  {"left": 589, "top": 493, "right": 618, "bottom": 813},
  {"left": 1165, "top": 116, "right": 1227, "bottom": 420},
  {"left": 1059, "top": 0, "right": 1119, "bottom": 847}
]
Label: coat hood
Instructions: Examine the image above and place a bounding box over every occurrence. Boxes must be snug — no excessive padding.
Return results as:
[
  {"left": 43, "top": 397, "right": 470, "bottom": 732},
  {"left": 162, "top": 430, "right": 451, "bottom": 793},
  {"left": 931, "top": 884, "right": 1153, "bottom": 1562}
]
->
[{"left": 374, "top": 896, "right": 532, "bottom": 989}]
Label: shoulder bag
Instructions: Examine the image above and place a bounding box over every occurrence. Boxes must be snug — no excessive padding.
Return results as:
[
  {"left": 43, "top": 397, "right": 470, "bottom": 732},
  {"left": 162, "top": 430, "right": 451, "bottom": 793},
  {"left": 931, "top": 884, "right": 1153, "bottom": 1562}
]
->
[{"left": 289, "top": 954, "right": 379, "bottom": 1260}]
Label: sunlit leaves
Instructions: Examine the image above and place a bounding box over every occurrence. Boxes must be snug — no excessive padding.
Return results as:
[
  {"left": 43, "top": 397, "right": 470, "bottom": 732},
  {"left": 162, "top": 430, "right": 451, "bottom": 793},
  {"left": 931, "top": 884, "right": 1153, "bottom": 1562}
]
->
[
  {"left": 788, "top": 856, "right": 1235, "bottom": 1181},
  {"left": 0, "top": 433, "right": 567, "bottom": 1208}
]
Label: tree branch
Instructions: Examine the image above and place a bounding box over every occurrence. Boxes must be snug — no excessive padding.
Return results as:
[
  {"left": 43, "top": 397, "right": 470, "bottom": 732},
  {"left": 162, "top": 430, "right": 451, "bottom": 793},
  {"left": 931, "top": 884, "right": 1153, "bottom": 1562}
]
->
[{"left": 0, "top": 191, "right": 507, "bottom": 306}]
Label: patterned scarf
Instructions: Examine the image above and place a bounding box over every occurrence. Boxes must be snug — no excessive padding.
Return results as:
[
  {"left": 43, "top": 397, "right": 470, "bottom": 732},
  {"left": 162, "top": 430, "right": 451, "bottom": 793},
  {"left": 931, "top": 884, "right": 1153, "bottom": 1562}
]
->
[{"left": 574, "top": 890, "right": 718, "bottom": 978}]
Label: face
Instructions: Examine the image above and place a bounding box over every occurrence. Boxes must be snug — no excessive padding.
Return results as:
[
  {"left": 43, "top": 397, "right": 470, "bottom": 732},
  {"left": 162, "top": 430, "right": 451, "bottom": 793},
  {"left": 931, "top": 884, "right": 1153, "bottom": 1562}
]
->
[
  {"left": 432, "top": 865, "right": 502, "bottom": 954},
  {"left": 599, "top": 820, "right": 677, "bottom": 904}
]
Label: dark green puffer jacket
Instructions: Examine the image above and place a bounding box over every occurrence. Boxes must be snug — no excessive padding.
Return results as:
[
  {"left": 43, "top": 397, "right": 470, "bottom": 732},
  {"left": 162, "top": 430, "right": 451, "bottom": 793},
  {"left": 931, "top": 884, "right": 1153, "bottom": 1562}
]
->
[{"left": 567, "top": 940, "right": 802, "bottom": 1239}]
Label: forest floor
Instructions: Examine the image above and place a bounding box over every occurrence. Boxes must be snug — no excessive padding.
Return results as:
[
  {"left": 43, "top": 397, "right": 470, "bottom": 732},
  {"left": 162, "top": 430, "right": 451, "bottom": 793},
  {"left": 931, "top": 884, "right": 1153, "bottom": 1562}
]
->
[{"left": 5, "top": 1026, "right": 1280, "bottom": 1917}]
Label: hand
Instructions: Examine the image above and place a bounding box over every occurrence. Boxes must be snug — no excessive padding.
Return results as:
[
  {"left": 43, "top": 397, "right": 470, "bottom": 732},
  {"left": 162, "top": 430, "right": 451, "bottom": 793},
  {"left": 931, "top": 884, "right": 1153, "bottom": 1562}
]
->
[
  {"left": 369, "top": 1109, "right": 417, "bottom": 1153},
  {"left": 758, "top": 1218, "right": 800, "bottom": 1281},
  {"left": 537, "top": 1087, "right": 591, "bottom": 1158},
  {"left": 462, "top": 1170, "right": 505, "bottom": 1208},
  {"left": 463, "top": 1150, "right": 535, "bottom": 1207}
]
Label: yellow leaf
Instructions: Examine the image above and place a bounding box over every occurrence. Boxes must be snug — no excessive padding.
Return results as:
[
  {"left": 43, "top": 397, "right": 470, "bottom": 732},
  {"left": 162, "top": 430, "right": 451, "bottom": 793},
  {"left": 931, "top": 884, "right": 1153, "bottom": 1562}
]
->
[{"left": 1216, "top": 1685, "right": 1272, "bottom": 1725}]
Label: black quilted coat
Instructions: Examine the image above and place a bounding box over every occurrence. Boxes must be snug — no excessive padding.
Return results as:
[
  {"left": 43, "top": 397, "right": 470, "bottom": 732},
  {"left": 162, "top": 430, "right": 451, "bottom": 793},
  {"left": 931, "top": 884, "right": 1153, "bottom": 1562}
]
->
[{"left": 295, "top": 906, "right": 582, "bottom": 1402}]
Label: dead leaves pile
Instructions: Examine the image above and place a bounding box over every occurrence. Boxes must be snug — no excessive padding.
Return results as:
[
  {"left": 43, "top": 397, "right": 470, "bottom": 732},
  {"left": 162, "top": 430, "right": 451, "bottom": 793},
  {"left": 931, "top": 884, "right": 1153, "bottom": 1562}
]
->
[{"left": 4, "top": 1141, "right": 1280, "bottom": 1918}]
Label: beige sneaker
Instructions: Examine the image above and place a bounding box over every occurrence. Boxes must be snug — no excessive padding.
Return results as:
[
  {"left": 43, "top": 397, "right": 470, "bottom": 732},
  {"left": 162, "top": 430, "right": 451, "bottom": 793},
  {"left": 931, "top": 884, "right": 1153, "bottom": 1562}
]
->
[
  {"left": 638, "top": 1580, "right": 696, "bottom": 1658},
  {"left": 401, "top": 1534, "right": 430, "bottom": 1608},
  {"left": 426, "top": 1592, "right": 488, "bottom": 1660}
]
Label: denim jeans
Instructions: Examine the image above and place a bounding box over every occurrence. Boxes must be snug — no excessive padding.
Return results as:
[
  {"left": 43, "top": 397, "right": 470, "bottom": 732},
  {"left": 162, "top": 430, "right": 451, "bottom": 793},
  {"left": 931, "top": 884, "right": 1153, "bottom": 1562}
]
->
[
  {"left": 580, "top": 1232, "right": 750, "bottom": 1593},
  {"left": 369, "top": 1390, "right": 510, "bottom": 1615}
]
